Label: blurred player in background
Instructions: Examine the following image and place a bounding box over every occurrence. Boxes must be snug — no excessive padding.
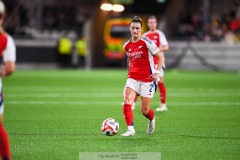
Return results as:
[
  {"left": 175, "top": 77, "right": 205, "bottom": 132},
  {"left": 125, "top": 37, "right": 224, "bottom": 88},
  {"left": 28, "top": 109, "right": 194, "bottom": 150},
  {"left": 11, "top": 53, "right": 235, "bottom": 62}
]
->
[
  {"left": 121, "top": 16, "right": 164, "bottom": 136},
  {"left": 132, "top": 15, "right": 169, "bottom": 111},
  {"left": 0, "top": 1, "right": 16, "bottom": 160}
]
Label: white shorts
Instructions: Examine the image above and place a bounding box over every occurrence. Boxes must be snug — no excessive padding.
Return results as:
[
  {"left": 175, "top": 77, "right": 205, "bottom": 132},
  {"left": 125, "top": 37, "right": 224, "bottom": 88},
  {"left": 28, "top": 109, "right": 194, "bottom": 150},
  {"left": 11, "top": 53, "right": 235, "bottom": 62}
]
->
[
  {"left": 124, "top": 78, "right": 157, "bottom": 98},
  {"left": 0, "top": 86, "right": 3, "bottom": 115}
]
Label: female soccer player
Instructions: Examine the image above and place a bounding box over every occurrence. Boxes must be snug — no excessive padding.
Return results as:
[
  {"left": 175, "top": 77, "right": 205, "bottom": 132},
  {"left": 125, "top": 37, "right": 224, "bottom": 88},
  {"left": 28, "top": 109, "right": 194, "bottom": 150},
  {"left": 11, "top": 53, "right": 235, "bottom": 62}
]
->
[
  {"left": 121, "top": 16, "right": 164, "bottom": 136},
  {"left": 0, "top": 1, "right": 16, "bottom": 159}
]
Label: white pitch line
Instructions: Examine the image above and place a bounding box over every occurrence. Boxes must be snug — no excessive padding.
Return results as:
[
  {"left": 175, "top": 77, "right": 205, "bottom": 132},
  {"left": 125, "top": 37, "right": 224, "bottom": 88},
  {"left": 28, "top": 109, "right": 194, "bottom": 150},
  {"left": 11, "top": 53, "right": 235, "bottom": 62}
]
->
[
  {"left": 4, "top": 93, "right": 240, "bottom": 98},
  {"left": 4, "top": 86, "right": 240, "bottom": 92},
  {"left": 6, "top": 93, "right": 122, "bottom": 98},
  {"left": 5, "top": 101, "right": 240, "bottom": 106},
  {"left": 4, "top": 86, "right": 123, "bottom": 92}
]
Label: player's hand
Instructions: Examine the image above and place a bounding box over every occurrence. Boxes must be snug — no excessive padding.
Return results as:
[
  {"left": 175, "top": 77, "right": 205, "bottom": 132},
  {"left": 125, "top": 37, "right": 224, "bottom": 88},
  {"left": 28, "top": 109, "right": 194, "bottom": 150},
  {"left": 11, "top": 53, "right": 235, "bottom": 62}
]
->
[{"left": 150, "top": 73, "right": 159, "bottom": 82}]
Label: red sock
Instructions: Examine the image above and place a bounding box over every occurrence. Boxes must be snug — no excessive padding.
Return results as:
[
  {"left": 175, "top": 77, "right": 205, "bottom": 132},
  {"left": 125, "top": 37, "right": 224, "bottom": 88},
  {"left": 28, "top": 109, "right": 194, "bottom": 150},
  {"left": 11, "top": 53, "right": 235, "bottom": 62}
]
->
[
  {"left": 158, "top": 82, "right": 166, "bottom": 104},
  {"left": 134, "top": 96, "right": 139, "bottom": 103},
  {"left": 123, "top": 104, "right": 134, "bottom": 126},
  {"left": 143, "top": 108, "right": 154, "bottom": 121},
  {"left": 0, "top": 124, "right": 11, "bottom": 160}
]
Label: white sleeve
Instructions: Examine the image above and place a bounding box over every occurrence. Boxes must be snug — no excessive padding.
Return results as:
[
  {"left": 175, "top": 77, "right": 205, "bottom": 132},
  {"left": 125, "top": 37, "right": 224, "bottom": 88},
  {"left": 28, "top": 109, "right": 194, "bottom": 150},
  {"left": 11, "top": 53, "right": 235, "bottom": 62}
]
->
[
  {"left": 147, "top": 39, "right": 160, "bottom": 55},
  {"left": 3, "top": 35, "right": 16, "bottom": 62},
  {"left": 159, "top": 31, "right": 168, "bottom": 46}
]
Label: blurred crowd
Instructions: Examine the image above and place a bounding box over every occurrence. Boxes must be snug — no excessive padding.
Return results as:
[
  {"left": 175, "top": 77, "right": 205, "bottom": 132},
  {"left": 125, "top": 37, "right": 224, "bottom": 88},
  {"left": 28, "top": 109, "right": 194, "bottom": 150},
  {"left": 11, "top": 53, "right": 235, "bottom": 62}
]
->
[
  {"left": 3, "top": 3, "right": 30, "bottom": 36},
  {"left": 2, "top": 0, "right": 240, "bottom": 43},
  {"left": 176, "top": 0, "right": 240, "bottom": 44},
  {"left": 42, "top": 5, "right": 77, "bottom": 30},
  {"left": 3, "top": 2, "right": 81, "bottom": 38}
]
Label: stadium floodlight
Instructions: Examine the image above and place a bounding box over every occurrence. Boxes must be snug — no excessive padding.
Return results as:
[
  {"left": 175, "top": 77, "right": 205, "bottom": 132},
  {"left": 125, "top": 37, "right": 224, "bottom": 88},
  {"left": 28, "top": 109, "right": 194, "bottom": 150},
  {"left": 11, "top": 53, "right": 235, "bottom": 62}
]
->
[
  {"left": 112, "top": 4, "right": 125, "bottom": 12},
  {"left": 100, "top": 3, "right": 113, "bottom": 11},
  {"left": 100, "top": 3, "right": 125, "bottom": 12}
]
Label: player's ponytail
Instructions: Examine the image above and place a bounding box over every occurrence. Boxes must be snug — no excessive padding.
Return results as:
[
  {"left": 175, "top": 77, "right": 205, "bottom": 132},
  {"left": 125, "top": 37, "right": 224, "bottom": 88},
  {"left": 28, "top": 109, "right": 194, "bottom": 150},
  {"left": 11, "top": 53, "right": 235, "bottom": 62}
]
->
[{"left": 131, "top": 16, "right": 143, "bottom": 27}]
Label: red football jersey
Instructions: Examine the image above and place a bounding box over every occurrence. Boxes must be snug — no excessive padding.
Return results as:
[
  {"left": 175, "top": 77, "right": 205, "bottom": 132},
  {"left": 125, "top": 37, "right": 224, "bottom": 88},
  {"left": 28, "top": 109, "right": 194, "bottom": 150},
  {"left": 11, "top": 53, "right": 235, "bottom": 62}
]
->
[
  {"left": 0, "top": 33, "right": 7, "bottom": 57},
  {"left": 123, "top": 36, "right": 160, "bottom": 82},
  {"left": 144, "top": 30, "right": 168, "bottom": 64},
  {"left": 0, "top": 33, "right": 16, "bottom": 64}
]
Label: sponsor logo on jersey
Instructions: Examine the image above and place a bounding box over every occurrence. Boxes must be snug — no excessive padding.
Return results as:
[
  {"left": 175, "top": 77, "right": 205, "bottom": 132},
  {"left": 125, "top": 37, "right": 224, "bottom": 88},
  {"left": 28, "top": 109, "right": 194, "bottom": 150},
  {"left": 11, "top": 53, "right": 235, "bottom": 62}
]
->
[{"left": 130, "top": 51, "right": 143, "bottom": 59}]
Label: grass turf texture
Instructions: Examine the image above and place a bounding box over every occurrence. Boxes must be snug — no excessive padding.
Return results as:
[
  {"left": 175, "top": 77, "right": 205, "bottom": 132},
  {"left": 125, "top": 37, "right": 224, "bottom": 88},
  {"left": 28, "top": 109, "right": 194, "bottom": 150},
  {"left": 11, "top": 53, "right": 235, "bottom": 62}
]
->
[{"left": 2, "top": 70, "right": 240, "bottom": 160}]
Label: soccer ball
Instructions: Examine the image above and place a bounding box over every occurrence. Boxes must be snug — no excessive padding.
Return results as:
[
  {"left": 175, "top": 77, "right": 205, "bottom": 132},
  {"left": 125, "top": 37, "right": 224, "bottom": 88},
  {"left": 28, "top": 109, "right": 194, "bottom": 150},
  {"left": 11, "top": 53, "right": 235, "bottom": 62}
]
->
[{"left": 101, "top": 118, "right": 119, "bottom": 136}]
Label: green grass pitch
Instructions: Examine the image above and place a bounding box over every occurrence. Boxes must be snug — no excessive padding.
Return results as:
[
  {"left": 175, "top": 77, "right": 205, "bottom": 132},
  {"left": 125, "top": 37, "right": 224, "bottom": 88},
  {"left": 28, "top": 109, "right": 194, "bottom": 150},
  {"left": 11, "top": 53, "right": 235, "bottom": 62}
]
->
[{"left": 2, "top": 69, "right": 240, "bottom": 160}]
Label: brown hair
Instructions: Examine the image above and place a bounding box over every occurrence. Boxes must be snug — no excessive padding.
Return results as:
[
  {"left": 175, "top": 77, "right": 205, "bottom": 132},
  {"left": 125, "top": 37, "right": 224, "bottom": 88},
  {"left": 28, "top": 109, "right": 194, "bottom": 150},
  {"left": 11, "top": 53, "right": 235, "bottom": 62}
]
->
[
  {"left": 148, "top": 15, "right": 157, "bottom": 20},
  {"left": 130, "top": 16, "right": 143, "bottom": 27},
  {"left": 148, "top": 15, "right": 157, "bottom": 21}
]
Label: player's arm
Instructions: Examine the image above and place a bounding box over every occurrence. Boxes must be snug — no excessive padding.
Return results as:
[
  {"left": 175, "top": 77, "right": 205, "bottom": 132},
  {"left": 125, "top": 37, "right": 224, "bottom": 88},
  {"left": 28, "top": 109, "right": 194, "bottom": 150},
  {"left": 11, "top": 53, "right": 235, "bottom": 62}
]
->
[
  {"left": 160, "top": 45, "right": 168, "bottom": 65},
  {"left": 160, "top": 45, "right": 169, "bottom": 52},
  {"left": 159, "top": 31, "right": 169, "bottom": 52},
  {"left": 0, "top": 61, "right": 15, "bottom": 77},
  {"left": 151, "top": 51, "right": 164, "bottom": 82}
]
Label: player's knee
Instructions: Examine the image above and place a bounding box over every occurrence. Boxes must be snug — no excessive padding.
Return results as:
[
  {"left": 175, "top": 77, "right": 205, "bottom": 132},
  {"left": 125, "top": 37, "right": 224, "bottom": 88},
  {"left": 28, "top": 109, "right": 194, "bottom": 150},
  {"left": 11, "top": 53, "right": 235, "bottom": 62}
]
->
[
  {"left": 123, "top": 88, "right": 135, "bottom": 104},
  {"left": 141, "top": 107, "right": 149, "bottom": 115},
  {"left": 124, "top": 95, "right": 134, "bottom": 104},
  {"left": 159, "top": 79, "right": 164, "bottom": 83}
]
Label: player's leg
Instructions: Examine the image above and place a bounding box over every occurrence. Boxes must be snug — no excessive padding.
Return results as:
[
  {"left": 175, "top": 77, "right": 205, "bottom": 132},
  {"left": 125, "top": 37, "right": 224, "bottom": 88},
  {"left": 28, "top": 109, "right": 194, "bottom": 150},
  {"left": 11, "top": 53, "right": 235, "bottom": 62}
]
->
[
  {"left": 131, "top": 95, "right": 139, "bottom": 110},
  {"left": 156, "top": 70, "right": 167, "bottom": 111},
  {"left": 140, "top": 82, "right": 156, "bottom": 135},
  {"left": 121, "top": 87, "right": 136, "bottom": 136},
  {"left": 0, "top": 111, "right": 11, "bottom": 160},
  {"left": 121, "top": 78, "right": 139, "bottom": 136},
  {"left": 141, "top": 97, "right": 155, "bottom": 135}
]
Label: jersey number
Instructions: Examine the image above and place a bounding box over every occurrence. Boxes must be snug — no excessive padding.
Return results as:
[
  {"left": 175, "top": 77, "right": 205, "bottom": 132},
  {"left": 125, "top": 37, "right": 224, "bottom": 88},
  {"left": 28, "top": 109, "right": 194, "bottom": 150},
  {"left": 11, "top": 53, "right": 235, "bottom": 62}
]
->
[{"left": 149, "top": 84, "right": 154, "bottom": 92}]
